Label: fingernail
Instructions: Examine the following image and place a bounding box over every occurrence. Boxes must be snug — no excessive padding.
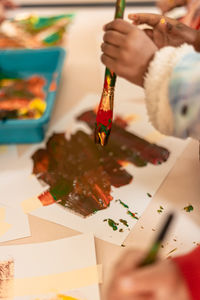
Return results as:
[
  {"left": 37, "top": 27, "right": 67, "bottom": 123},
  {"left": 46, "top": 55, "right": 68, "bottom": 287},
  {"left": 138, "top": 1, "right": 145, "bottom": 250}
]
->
[{"left": 119, "top": 276, "right": 133, "bottom": 291}]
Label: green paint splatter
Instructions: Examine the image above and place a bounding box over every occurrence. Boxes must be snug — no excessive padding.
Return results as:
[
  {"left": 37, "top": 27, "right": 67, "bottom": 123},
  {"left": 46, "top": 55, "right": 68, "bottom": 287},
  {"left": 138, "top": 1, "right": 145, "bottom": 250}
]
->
[
  {"left": 184, "top": 205, "right": 194, "bottom": 212},
  {"left": 116, "top": 199, "right": 129, "bottom": 209},
  {"left": 119, "top": 219, "right": 129, "bottom": 227},
  {"left": 157, "top": 206, "right": 164, "bottom": 214},
  {"left": 127, "top": 210, "right": 139, "bottom": 220},
  {"left": 104, "top": 218, "right": 118, "bottom": 231},
  {"left": 147, "top": 193, "right": 152, "bottom": 198}
]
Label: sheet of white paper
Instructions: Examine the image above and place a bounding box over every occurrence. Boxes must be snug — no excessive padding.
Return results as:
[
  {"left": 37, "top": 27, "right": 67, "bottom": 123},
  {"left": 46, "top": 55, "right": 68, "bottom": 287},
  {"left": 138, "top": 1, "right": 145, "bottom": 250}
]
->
[
  {"left": 5, "top": 93, "right": 187, "bottom": 245},
  {"left": 159, "top": 212, "right": 200, "bottom": 258},
  {"left": 0, "top": 144, "right": 31, "bottom": 242},
  {"left": 0, "top": 203, "right": 30, "bottom": 243},
  {"left": 0, "top": 233, "right": 100, "bottom": 300}
]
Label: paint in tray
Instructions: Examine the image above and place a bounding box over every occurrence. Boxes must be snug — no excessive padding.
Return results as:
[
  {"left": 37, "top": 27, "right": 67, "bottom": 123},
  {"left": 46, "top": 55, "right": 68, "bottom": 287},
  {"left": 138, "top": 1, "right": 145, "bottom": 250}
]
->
[{"left": 0, "top": 47, "right": 66, "bottom": 144}]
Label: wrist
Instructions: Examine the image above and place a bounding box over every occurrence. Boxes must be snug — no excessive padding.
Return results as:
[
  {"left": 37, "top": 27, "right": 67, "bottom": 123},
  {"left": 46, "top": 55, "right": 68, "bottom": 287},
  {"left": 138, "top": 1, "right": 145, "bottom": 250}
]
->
[{"left": 140, "top": 47, "right": 157, "bottom": 87}]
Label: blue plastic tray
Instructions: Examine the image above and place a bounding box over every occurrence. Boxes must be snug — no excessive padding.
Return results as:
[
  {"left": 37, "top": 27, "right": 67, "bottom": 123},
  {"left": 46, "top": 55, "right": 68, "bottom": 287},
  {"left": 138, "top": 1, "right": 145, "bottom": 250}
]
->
[{"left": 0, "top": 47, "right": 66, "bottom": 144}]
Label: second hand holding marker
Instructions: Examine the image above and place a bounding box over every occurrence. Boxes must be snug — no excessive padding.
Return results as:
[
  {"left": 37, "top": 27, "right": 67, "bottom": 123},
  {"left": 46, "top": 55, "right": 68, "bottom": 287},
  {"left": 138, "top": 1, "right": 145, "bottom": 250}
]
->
[{"left": 139, "top": 213, "right": 174, "bottom": 267}]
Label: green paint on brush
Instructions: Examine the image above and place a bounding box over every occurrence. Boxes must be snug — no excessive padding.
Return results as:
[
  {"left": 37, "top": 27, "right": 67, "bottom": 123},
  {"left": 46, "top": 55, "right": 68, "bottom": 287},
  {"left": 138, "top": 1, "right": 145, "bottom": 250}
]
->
[
  {"left": 119, "top": 219, "right": 129, "bottom": 227},
  {"left": 127, "top": 210, "right": 139, "bottom": 220}
]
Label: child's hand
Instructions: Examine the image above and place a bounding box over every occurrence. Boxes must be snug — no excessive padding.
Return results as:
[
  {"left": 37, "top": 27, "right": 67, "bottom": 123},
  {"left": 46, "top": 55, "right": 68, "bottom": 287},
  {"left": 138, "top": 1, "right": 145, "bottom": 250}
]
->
[
  {"left": 101, "top": 19, "right": 157, "bottom": 86},
  {"left": 157, "top": 0, "right": 187, "bottom": 13},
  {"left": 106, "top": 250, "right": 191, "bottom": 300},
  {"left": 129, "top": 13, "right": 200, "bottom": 51}
]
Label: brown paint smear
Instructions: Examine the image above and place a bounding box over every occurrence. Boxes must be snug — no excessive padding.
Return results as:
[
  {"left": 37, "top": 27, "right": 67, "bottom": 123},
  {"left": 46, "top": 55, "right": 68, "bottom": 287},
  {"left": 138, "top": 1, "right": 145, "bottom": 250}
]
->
[{"left": 32, "top": 110, "right": 170, "bottom": 217}]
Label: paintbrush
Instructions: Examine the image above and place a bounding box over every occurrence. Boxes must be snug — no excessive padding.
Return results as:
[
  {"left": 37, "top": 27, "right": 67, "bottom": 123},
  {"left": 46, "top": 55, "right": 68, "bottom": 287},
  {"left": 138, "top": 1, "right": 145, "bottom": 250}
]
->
[
  {"left": 139, "top": 213, "right": 174, "bottom": 267},
  {"left": 95, "top": 0, "right": 126, "bottom": 146}
]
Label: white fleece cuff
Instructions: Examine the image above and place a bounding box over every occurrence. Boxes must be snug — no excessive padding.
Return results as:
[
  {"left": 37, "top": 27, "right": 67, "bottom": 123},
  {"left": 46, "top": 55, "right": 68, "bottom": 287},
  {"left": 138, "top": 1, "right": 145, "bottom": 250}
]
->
[{"left": 144, "top": 44, "right": 195, "bottom": 136}]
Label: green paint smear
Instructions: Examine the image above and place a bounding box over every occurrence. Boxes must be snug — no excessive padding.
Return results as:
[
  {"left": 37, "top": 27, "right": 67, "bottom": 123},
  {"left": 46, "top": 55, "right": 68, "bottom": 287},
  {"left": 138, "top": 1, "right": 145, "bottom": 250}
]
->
[
  {"left": 119, "top": 219, "right": 129, "bottom": 227},
  {"left": 184, "top": 205, "right": 194, "bottom": 212},
  {"left": 104, "top": 218, "right": 118, "bottom": 231},
  {"left": 127, "top": 210, "right": 139, "bottom": 220},
  {"left": 50, "top": 178, "right": 72, "bottom": 201},
  {"left": 43, "top": 29, "right": 64, "bottom": 45},
  {"left": 116, "top": 199, "right": 129, "bottom": 209}
]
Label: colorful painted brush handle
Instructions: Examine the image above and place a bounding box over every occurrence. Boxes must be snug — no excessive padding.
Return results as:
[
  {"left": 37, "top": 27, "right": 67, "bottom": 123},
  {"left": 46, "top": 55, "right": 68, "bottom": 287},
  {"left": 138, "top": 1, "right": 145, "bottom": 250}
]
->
[
  {"left": 105, "top": 0, "right": 126, "bottom": 89},
  {"left": 95, "top": 0, "right": 126, "bottom": 146}
]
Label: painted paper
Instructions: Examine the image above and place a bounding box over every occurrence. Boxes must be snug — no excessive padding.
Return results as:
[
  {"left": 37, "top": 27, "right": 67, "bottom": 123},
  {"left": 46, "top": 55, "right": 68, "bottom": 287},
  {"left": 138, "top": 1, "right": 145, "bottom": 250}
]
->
[{"left": 4, "top": 94, "right": 188, "bottom": 245}]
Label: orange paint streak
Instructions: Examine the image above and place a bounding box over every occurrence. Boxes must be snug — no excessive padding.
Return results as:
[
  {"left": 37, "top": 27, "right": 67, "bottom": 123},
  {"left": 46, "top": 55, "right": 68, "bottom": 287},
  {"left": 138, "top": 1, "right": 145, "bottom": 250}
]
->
[
  {"left": 38, "top": 191, "right": 55, "bottom": 206},
  {"left": 49, "top": 80, "right": 57, "bottom": 92},
  {"left": 118, "top": 160, "right": 129, "bottom": 167},
  {"left": 94, "top": 184, "right": 112, "bottom": 206}
]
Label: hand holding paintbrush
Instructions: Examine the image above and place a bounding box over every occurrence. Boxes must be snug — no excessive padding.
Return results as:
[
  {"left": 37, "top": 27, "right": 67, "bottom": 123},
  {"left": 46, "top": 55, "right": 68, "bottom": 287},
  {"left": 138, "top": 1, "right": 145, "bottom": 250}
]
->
[
  {"left": 95, "top": 0, "right": 126, "bottom": 146},
  {"left": 106, "top": 214, "right": 191, "bottom": 300}
]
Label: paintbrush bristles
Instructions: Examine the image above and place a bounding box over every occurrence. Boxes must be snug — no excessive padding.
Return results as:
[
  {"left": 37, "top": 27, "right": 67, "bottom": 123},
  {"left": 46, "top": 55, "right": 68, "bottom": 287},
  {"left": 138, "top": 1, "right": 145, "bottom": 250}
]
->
[{"left": 95, "top": 86, "right": 114, "bottom": 146}]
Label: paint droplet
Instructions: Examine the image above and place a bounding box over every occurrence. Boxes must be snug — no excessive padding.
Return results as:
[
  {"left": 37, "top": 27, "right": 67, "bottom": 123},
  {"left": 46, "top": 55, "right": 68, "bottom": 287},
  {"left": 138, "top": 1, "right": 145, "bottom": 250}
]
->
[
  {"left": 119, "top": 219, "right": 129, "bottom": 227},
  {"left": 119, "top": 229, "right": 123, "bottom": 233},
  {"left": 184, "top": 205, "right": 194, "bottom": 212},
  {"left": 121, "top": 244, "right": 125, "bottom": 247},
  {"left": 104, "top": 218, "right": 118, "bottom": 231},
  {"left": 127, "top": 210, "right": 139, "bottom": 220},
  {"left": 157, "top": 206, "right": 164, "bottom": 214},
  {"left": 147, "top": 193, "right": 152, "bottom": 198},
  {"left": 115, "top": 199, "right": 129, "bottom": 209}
]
